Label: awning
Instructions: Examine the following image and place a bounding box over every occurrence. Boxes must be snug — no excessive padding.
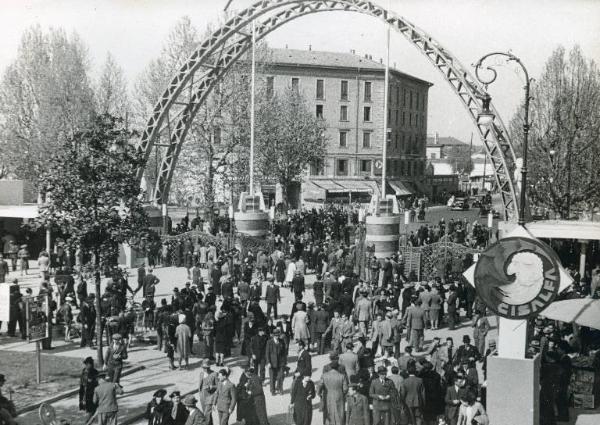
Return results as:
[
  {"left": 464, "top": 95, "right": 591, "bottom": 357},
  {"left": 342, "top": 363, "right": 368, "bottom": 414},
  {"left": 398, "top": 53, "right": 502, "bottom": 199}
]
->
[
  {"left": 303, "top": 179, "right": 379, "bottom": 199},
  {"left": 388, "top": 180, "right": 413, "bottom": 196},
  {"left": 0, "top": 205, "right": 39, "bottom": 219}
]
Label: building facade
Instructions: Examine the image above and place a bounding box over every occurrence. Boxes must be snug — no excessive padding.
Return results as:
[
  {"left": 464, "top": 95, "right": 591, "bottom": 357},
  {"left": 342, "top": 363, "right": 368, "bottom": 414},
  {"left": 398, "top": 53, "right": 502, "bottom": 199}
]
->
[{"left": 264, "top": 48, "right": 432, "bottom": 204}]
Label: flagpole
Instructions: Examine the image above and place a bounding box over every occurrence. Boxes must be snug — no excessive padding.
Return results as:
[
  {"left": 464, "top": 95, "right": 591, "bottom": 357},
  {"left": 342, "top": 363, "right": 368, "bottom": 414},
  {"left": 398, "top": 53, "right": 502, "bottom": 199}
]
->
[
  {"left": 249, "top": 19, "right": 256, "bottom": 196},
  {"left": 381, "top": 8, "right": 391, "bottom": 199}
]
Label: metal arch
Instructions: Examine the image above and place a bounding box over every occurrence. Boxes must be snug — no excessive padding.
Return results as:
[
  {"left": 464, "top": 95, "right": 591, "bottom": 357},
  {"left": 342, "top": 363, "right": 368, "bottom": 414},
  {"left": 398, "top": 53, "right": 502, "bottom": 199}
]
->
[{"left": 140, "top": 0, "right": 519, "bottom": 220}]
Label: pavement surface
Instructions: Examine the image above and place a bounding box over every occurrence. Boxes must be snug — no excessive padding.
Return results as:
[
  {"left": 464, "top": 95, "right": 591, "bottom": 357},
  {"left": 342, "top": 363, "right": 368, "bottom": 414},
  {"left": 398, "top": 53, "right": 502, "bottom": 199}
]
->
[{"left": 1, "top": 232, "right": 598, "bottom": 425}]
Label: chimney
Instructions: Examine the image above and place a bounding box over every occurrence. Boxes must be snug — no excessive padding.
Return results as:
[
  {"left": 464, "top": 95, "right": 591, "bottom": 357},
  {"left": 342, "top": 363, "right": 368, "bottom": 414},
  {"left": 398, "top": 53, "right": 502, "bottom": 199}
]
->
[
  {"left": 308, "top": 44, "right": 312, "bottom": 51},
  {"left": 285, "top": 44, "right": 288, "bottom": 49},
  {"left": 394, "top": 62, "right": 396, "bottom": 68},
  {"left": 350, "top": 49, "right": 355, "bottom": 54},
  {"left": 435, "top": 132, "right": 439, "bottom": 145},
  {"left": 379, "top": 58, "right": 383, "bottom": 64},
  {"left": 364, "top": 54, "right": 368, "bottom": 59},
  {"left": 369, "top": 54, "right": 373, "bottom": 60}
]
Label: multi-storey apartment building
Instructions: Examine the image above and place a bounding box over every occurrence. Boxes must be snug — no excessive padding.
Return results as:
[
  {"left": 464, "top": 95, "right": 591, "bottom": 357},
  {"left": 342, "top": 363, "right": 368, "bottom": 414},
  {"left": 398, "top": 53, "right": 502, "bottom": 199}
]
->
[{"left": 264, "top": 48, "right": 432, "bottom": 204}]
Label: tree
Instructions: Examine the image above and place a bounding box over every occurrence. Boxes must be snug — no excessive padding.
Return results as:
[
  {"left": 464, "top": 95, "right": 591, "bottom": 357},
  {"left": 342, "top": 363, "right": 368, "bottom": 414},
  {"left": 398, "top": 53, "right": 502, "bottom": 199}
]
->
[
  {"left": 255, "top": 87, "right": 328, "bottom": 206},
  {"left": 509, "top": 45, "right": 600, "bottom": 218},
  {"left": 96, "top": 53, "right": 130, "bottom": 119},
  {"left": 0, "top": 25, "right": 95, "bottom": 185},
  {"left": 34, "top": 114, "right": 149, "bottom": 365}
]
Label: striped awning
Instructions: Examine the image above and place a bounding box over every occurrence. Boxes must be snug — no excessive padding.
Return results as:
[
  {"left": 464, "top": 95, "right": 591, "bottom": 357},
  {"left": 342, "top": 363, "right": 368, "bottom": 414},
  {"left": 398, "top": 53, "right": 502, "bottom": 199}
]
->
[{"left": 303, "top": 179, "right": 380, "bottom": 200}]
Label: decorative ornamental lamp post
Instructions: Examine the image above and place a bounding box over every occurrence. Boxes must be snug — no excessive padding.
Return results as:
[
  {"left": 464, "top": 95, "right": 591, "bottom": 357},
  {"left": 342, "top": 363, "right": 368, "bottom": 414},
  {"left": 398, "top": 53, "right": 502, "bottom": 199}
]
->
[{"left": 474, "top": 52, "right": 532, "bottom": 225}]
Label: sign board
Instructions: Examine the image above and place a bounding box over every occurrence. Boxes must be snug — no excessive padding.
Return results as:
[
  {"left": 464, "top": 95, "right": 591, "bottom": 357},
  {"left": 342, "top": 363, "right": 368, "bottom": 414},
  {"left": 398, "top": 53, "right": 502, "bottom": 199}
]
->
[
  {"left": 473, "top": 236, "right": 561, "bottom": 319},
  {"left": 25, "top": 294, "right": 50, "bottom": 342},
  {"left": 374, "top": 159, "right": 383, "bottom": 176}
]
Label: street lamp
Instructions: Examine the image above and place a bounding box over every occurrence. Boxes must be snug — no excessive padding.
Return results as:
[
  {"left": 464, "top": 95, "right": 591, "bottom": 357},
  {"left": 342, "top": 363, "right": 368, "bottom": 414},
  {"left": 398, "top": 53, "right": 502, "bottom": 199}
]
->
[{"left": 474, "top": 52, "right": 532, "bottom": 226}]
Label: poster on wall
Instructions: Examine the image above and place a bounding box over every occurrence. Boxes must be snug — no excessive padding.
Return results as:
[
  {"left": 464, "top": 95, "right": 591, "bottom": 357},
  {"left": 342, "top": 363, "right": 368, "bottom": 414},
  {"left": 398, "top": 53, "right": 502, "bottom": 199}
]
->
[{"left": 25, "top": 294, "right": 50, "bottom": 342}]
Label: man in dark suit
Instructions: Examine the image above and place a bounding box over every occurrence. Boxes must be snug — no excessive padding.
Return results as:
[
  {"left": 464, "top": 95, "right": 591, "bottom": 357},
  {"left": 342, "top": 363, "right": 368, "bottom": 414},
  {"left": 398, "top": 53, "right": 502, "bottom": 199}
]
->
[
  {"left": 265, "top": 328, "right": 286, "bottom": 395},
  {"left": 454, "top": 335, "right": 480, "bottom": 366},
  {"left": 296, "top": 340, "right": 312, "bottom": 377},
  {"left": 265, "top": 278, "right": 280, "bottom": 319},
  {"left": 401, "top": 363, "right": 426, "bottom": 425},
  {"left": 215, "top": 368, "right": 236, "bottom": 425},
  {"left": 182, "top": 395, "right": 207, "bottom": 425},
  {"left": 403, "top": 299, "right": 426, "bottom": 351},
  {"left": 444, "top": 373, "right": 467, "bottom": 425},
  {"left": 313, "top": 305, "right": 330, "bottom": 354},
  {"left": 369, "top": 365, "right": 394, "bottom": 425},
  {"left": 142, "top": 269, "right": 159, "bottom": 299},
  {"left": 251, "top": 327, "right": 268, "bottom": 381},
  {"left": 291, "top": 270, "right": 305, "bottom": 301}
]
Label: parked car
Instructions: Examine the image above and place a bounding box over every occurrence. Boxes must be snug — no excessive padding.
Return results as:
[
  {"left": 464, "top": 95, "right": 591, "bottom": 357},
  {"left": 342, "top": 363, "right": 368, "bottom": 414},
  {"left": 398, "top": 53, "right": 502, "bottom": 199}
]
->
[{"left": 451, "top": 197, "right": 470, "bottom": 210}]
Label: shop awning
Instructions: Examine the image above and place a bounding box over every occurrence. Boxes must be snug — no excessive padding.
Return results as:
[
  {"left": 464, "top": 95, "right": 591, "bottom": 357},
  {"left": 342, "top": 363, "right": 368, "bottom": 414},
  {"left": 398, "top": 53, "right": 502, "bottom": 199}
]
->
[
  {"left": 303, "top": 179, "right": 380, "bottom": 200},
  {"left": 0, "top": 205, "right": 39, "bottom": 219},
  {"left": 388, "top": 180, "right": 413, "bottom": 196}
]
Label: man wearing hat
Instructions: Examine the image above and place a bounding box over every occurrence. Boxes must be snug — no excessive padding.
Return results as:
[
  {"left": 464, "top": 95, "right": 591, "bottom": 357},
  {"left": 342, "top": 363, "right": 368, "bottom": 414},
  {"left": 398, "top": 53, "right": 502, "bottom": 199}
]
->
[
  {"left": 198, "top": 359, "right": 218, "bottom": 425},
  {"left": 313, "top": 304, "right": 330, "bottom": 355},
  {"left": 182, "top": 395, "right": 206, "bottom": 425},
  {"left": 105, "top": 333, "right": 128, "bottom": 383},
  {"left": 93, "top": 374, "right": 123, "bottom": 425},
  {"left": 369, "top": 365, "right": 395, "bottom": 425},
  {"left": 79, "top": 357, "right": 99, "bottom": 422},
  {"left": 319, "top": 352, "right": 347, "bottom": 425},
  {"left": 291, "top": 270, "right": 305, "bottom": 301},
  {"left": 265, "top": 328, "right": 286, "bottom": 395},
  {"left": 347, "top": 380, "right": 369, "bottom": 425},
  {"left": 79, "top": 295, "right": 96, "bottom": 348},
  {"left": 251, "top": 327, "right": 268, "bottom": 381},
  {"left": 454, "top": 335, "right": 479, "bottom": 366},
  {"left": 265, "top": 278, "right": 280, "bottom": 319}
]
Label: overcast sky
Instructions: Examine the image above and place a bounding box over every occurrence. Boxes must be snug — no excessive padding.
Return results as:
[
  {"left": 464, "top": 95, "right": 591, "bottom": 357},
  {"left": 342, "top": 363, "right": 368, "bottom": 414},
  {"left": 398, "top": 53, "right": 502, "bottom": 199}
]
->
[{"left": 1, "top": 0, "right": 599, "bottom": 144}]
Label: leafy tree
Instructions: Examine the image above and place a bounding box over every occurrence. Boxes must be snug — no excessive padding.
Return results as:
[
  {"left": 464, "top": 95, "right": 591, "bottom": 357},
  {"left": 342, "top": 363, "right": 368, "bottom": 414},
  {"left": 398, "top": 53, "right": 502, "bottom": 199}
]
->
[
  {"left": 255, "top": 87, "right": 328, "bottom": 206},
  {"left": 34, "top": 114, "right": 149, "bottom": 365},
  {"left": 0, "top": 25, "right": 95, "bottom": 184},
  {"left": 509, "top": 45, "right": 600, "bottom": 218},
  {"left": 96, "top": 53, "right": 130, "bottom": 119}
]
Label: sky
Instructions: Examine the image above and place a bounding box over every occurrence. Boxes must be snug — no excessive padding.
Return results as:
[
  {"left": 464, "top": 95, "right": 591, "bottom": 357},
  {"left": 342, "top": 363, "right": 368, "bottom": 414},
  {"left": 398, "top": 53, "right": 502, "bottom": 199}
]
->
[{"left": 1, "top": 0, "right": 599, "bottom": 144}]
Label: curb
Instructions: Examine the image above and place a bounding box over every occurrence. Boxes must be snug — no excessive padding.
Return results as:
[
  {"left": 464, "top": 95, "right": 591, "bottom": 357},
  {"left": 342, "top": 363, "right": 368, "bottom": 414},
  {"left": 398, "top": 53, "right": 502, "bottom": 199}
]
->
[
  {"left": 120, "top": 388, "right": 197, "bottom": 425},
  {"left": 16, "top": 365, "right": 146, "bottom": 415}
]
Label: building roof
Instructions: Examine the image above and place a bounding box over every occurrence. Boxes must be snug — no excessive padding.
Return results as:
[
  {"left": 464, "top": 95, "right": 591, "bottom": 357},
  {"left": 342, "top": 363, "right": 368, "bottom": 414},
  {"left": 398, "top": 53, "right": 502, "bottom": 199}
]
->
[
  {"left": 268, "top": 48, "right": 433, "bottom": 86},
  {"left": 426, "top": 136, "right": 468, "bottom": 147},
  {"left": 470, "top": 162, "right": 495, "bottom": 178}
]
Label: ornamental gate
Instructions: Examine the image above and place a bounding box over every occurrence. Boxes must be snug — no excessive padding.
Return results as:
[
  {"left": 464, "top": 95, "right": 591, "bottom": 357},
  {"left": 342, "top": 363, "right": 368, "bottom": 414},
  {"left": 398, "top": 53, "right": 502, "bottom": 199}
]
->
[{"left": 418, "top": 236, "right": 479, "bottom": 281}]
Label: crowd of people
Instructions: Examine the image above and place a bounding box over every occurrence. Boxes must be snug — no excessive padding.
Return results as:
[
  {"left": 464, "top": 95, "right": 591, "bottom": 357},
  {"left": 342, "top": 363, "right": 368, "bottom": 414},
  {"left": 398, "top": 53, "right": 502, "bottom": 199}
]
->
[{"left": 1, "top": 204, "right": 600, "bottom": 425}]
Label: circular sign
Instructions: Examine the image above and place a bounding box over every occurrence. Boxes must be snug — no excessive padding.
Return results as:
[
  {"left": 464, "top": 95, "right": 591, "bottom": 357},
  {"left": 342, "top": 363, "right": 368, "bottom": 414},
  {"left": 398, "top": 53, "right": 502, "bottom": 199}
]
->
[
  {"left": 474, "top": 236, "right": 560, "bottom": 319},
  {"left": 374, "top": 159, "right": 383, "bottom": 169}
]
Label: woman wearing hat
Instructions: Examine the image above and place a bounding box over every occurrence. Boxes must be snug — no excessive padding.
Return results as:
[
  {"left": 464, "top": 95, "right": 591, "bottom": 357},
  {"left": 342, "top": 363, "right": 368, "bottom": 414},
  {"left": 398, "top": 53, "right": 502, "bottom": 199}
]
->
[
  {"left": 145, "top": 389, "right": 170, "bottom": 425},
  {"left": 79, "top": 357, "right": 99, "bottom": 422},
  {"left": 290, "top": 372, "right": 315, "bottom": 425}
]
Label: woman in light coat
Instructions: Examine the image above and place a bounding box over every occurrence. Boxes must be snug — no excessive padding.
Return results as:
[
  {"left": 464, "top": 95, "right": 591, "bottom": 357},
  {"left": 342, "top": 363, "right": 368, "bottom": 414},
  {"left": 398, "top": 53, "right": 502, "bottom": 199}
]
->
[
  {"left": 175, "top": 315, "right": 191, "bottom": 369},
  {"left": 291, "top": 305, "right": 310, "bottom": 344}
]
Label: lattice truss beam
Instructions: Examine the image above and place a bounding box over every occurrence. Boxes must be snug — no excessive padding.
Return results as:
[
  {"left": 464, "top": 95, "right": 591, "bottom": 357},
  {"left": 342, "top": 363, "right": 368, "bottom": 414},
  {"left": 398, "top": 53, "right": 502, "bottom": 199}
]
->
[{"left": 135, "top": 0, "right": 519, "bottom": 221}]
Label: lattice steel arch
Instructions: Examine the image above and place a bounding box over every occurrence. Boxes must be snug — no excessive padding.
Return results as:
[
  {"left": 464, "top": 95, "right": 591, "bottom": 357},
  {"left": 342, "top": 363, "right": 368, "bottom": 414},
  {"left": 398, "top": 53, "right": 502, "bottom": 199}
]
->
[{"left": 137, "top": 0, "right": 520, "bottom": 221}]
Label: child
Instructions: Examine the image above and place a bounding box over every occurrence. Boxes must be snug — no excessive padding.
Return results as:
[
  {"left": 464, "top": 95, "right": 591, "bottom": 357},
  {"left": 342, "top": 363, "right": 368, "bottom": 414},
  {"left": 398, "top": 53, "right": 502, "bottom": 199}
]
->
[{"left": 437, "top": 415, "right": 449, "bottom": 425}]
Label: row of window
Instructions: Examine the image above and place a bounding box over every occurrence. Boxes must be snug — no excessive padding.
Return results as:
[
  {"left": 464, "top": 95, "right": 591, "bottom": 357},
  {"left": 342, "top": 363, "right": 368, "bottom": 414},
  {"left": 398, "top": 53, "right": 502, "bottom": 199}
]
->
[
  {"left": 337, "top": 130, "right": 425, "bottom": 153},
  {"left": 316, "top": 103, "right": 424, "bottom": 130},
  {"left": 331, "top": 158, "right": 425, "bottom": 176},
  {"left": 266, "top": 76, "right": 426, "bottom": 111}
]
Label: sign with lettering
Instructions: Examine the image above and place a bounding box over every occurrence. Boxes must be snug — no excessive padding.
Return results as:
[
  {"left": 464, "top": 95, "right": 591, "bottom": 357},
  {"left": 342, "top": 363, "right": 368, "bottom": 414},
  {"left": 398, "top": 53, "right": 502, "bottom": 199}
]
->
[
  {"left": 25, "top": 295, "right": 50, "bottom": 342},
  {"left": 474, "top": 236, "right": 561, "bottom": 319}
]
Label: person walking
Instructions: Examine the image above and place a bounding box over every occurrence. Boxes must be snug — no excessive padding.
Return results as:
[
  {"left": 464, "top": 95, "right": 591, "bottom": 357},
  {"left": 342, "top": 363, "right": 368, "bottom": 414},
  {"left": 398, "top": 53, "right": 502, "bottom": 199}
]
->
[
  {"left": 290, "top": 373, "right": 315, "bottom": 425},
  {"left": 318, "top": 353, "right": 348, "bottom": 425},
  {"left": 401, "top": 363, "right": 426, "bottom": 425},
  {"left": 313, "top": 305, "right": 329, "bottom": 355},
  {"left": 403, "top": 299, "right": 426, "bottom": 352},
  {"left": 105, "top": 334, "right": 128, "bottom": 383},
  {"left": 291, "top": 304, "right": 310, "bottom": 345},
  {"left": 175, "top": 315, "right": 192, "bottom": 369},
  {"left": 250, "top": 327, "right": 268, "bottom": 381},
  {"left": 370, "top": 365, "right": 396, "bottom": 425},
  {"left": 346, "top": 382, "right": 370, "bottom": 425},
  {"left": 265, "top": 328, "right": 286, "bottom": 395},
  {"left": 198, "top": 360, "right": 218, "bottom": 425},
  {"left": 215, "top": 368, "right": 236, "bottom": 425},
  {"left": 79, "top": 357, "right": 99, "bottom": 423},
  {"left": 296, "top": 340, "right": 312, "bottom": 378},
  {"left": 93, "top": 375, "right": 124, "bottom": 425},
  {"left": 472, "top": 314, "right": 490, "bottom": 357},
  {"left": 265, "top": 278, "right": 280, "bottom": 319},
  {"left": 338, "top": 342, "right": 359, "bottom": 380}
]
